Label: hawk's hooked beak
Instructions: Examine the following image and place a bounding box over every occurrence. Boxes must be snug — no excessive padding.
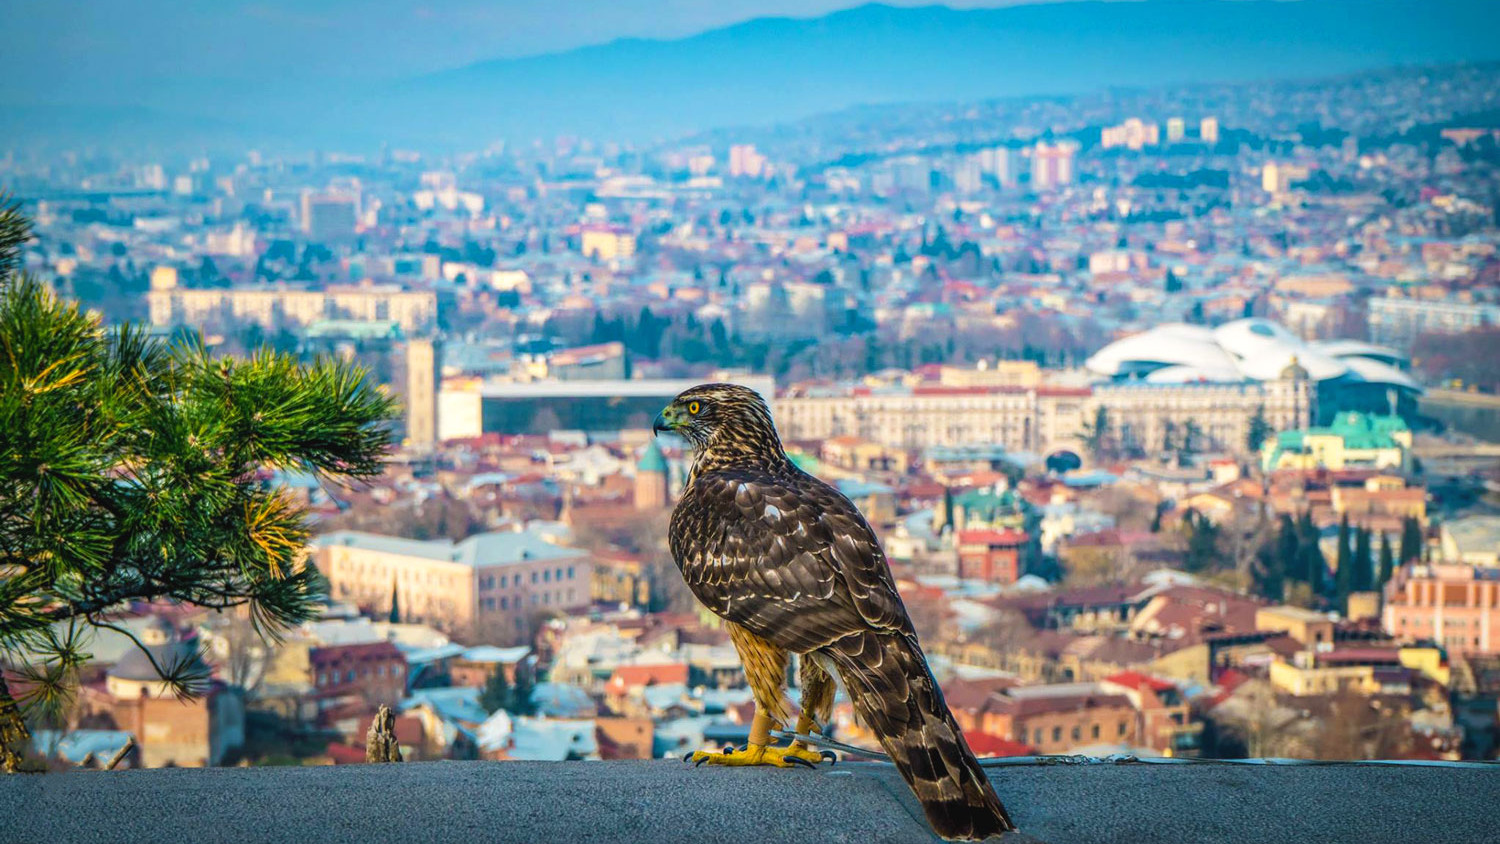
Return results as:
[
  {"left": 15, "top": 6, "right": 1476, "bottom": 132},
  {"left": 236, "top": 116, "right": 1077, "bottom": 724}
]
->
[{"left": 653, "top": 404, "right": 679, "bottom": 436}]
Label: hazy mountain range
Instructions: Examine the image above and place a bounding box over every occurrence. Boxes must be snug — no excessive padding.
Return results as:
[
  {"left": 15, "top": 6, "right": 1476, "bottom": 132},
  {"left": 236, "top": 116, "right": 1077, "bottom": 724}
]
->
[{"left": 5, "top": 0, "right": 1500, "bottom": 152}]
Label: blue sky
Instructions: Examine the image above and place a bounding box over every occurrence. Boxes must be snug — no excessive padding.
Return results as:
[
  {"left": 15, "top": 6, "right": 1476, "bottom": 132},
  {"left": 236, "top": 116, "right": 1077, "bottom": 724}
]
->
[{"left": 1, "top": 1, "right": 1051, "bottom": 104}]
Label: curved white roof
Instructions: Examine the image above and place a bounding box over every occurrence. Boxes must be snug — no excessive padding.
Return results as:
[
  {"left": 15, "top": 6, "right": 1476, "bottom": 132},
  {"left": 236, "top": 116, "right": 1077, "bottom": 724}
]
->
[
  {"left": 1212, "top": 319, "right": 1348, "bottom": 381},
  {"left": 1087, "top": 318, "right": 1421, "bottom": 393},
  {"left": 1143, "top": 363, "right": 1243, "bottom": 384},
  {"left": 1086, "top": 324, "right": 1237, "bottom": 376},
  {"left": 1339, "top": 356, "right": 1421, "bottom": 391},
  {"left": 1310, "top": 338, "right": 1407, "bottom": 363}
]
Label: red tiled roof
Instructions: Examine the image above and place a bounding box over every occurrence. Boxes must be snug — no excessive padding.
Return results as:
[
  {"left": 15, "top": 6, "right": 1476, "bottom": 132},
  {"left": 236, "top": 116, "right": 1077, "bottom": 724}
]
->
[
  {"left": 310, "top": 641, "right": 406, "bottom": 669},
  {"left": 957, "top": 529, "right": 1028, "bottom": 546},
  {"left": 1104, "top": 671, "right": 1175, "bottom": 693},
  {"left": 963, "top": 731, "right": 1035, "bottom": 758},
  {"left": 607, "top": 664, "right": 689, "bottom": 694}
]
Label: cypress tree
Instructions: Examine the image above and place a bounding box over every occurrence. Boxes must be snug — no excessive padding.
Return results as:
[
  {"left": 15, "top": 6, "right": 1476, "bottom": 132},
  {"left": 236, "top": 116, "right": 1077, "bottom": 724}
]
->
[
  {"left": 1297, "top": 511, "right": 1324, "bottom": 592},
  {"left": 1335, "top": 514, "right": 1352, "bottom": 608},
  {"left": 1276, "top": 514, "right": 1299, "bottom": 581},
  {"left": 1399, "top": 516, "right": 1423, "bottom": 563},
  {"left": 1353, "top": 526, "right": 1372, "bottom": 593},
  {"left": 1378, "top": 533, "right": 1395, "bottom": 587},
  {"left": 389, "top": 577, "right": 401, "bottom": 623}
]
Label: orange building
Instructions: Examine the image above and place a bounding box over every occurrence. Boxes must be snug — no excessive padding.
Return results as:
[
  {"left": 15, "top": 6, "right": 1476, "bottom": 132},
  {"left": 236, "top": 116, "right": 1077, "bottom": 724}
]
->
[{"left": 1384, "top": 564, "right": 1500, "bottom": 656}]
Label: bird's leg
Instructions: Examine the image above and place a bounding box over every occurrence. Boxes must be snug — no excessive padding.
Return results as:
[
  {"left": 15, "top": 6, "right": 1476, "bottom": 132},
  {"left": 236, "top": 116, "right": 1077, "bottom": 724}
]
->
[
  {"left": 689, "top": 711, "right": 822, "bottom": 768},
  {"left": 781, "top": 710, "right": 830, "bottom": 766}
]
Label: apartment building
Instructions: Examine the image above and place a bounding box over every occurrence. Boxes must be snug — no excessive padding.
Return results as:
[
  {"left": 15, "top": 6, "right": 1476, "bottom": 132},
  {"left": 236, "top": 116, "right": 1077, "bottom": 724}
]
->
[
  {"left": 314, "top": 529, "right": 594, "bottom": 639},
  {"left": 1383, "top": 563, "right": 1500, "bottom": 656},
  {"left": 147, "top": 284, "right": 437, "bottom": 334}
]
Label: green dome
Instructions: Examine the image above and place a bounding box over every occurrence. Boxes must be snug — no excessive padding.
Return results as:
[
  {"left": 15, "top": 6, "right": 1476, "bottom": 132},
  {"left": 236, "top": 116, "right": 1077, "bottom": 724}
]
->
[{"left": 638, "top": 440, "right": 668, "bottom": 474}]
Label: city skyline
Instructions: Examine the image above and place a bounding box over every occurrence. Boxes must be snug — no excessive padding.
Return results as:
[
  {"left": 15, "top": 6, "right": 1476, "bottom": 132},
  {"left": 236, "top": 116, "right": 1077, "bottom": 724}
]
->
[
  {"left": 3, "top": 1, "right": 1500, "bottom": 820},
  {"left": 3, "top": 0, "right": 1498, "bottom": 151}
]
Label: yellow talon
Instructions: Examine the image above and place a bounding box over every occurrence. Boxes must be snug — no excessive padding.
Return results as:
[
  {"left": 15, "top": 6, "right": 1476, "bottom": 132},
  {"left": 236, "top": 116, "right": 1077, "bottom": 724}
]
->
[{"left": 689, "top": 743, "right": 826, "bottom": 768}]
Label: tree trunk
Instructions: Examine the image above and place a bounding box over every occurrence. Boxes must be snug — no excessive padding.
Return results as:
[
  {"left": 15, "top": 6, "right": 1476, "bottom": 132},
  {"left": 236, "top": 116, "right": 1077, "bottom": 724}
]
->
[{"left": 0, "top": 671, "right": 34, "bottom": 773}]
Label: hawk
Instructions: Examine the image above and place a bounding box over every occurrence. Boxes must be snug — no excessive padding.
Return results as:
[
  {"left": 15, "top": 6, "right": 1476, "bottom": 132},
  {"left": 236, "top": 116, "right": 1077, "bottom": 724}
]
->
[{"left": 655, "top": 384, "right": 1016, "bottom": 841}]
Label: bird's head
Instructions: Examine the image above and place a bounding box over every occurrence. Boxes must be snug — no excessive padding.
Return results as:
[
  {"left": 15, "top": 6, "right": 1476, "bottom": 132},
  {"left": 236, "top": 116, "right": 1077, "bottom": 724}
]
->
[{"left": 653, "top": 383, "right": 784, "bottom": 462}]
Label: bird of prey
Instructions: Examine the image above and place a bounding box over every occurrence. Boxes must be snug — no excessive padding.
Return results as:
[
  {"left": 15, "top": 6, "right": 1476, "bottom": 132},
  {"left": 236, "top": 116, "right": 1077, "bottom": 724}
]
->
[{"left": 655, "top": 384, "right": 1016, "bottom": 841}]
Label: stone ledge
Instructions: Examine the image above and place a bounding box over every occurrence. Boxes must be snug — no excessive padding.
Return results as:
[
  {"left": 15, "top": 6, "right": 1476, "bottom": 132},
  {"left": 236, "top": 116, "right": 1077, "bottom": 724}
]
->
[{"left": 3, "top": 759, "right": 1496, "bottom": 843}]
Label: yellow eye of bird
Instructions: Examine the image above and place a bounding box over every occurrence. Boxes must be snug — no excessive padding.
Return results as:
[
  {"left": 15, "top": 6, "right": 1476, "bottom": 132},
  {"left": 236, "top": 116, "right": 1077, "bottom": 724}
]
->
[{"left": 688, "top": 401, "right": 701, "bottom": 414}]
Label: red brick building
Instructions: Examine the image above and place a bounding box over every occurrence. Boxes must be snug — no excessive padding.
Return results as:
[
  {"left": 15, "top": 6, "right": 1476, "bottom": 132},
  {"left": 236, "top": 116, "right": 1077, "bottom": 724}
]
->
[
  {"left": 310, "top": 641, "right": 408, "bottom": 704},
  {"left": 957, "top": 529, "right": 1027, "bottom": 585},
  {"left": 979, "top": 685, "right": 1139, "bottom": 754}
]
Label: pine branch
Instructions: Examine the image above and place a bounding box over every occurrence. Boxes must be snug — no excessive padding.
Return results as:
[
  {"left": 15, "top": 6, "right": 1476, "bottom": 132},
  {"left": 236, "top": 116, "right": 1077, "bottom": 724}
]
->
[{"left": 0, "top": 193, "right": 30, "bottom": 279}]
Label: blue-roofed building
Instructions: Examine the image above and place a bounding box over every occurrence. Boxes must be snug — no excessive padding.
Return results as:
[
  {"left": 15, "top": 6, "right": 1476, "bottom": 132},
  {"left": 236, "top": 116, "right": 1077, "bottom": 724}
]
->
[
  {"left": 401, "top": 686, "right": 489, "bottom": 758},
  {"left": 530, "top": 682, "right": 597, "bottom": 719},
  {"left": 835, "top": 478, "right": 898, "bottom": 523},
  {"left": 313, "top": 528, "right": 594, "bottom": 639},
  {"left": 507, "top": 717, "right": 599, "bottom": 761}
]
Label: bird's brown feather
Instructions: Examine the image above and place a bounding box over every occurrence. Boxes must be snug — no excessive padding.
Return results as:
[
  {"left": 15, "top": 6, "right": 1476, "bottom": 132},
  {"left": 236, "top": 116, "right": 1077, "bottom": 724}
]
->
[{"left": 670, "top": 460, "right": 1014, "bottom": 839}]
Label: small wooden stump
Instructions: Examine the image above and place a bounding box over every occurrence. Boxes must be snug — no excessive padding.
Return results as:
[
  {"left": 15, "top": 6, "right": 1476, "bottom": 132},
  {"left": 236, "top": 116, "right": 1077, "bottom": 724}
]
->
[{"left": 365, "top": 705, "right": 403, "bottom": 763}]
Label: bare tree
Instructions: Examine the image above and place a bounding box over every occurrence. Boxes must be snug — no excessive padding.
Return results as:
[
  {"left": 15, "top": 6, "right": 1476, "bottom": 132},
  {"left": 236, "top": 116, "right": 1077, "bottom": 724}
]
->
[{"left": 1216, "top": 680, "right": 1305, "bottom": 758}]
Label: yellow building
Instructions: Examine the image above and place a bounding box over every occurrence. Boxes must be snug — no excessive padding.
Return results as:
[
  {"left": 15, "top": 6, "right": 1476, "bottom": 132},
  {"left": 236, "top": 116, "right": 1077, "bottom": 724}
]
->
[
  {"left": 149, "top": 266, "right": 179, "bottom": 291},
  {"left": 315, "top": 529, "right": 593, "bottom": 640},
  {"left": 580, "top": 227, "right": 636, "bottom": 261},
  {"left": 403, "top": 339, "right": 439, "bottom": 449},
  {"left": 938, "top": 360, "right": 1041, "bottom": 389},
  {"left": 1255, "top": 605, "right": 1336, "bottom": 647},
  {"left": 1260, "top": 412, "right": 1412, "bottom": 473},
  {"left": 1269, "top": 659, "right": 1380, "bottom": 697}
]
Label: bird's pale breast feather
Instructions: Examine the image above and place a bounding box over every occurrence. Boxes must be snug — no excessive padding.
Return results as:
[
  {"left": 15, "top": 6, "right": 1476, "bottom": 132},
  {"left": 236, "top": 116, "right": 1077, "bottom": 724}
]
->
[{"left": 668, "top": 466, "right": 914, "bottom": 654}]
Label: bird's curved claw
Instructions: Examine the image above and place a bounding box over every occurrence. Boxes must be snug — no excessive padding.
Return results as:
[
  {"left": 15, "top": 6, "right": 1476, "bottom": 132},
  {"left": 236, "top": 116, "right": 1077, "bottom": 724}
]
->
[
  {"left": 821, "top": 750, "right": 838, "bottom": 765},
  {"left": 687, "top": 743, "right": 828, "bottom": 768}
]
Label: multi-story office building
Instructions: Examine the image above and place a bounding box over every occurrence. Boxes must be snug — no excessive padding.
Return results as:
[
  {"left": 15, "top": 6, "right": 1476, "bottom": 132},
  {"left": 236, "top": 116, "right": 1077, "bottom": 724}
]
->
[
  {"left": 1367, "top": 296, "right": 1500, "bottom": 347},
  {"left": 1030, "top": 142, "right": 1076, "bottom": 190},
  {"left": 437, "top": 376, "right": 776, "bottom": 441},
  {"left": 774, "top": 379, "right": 1305, "bottom": 457},
  {"left": 147, "top": 285, "right": 438, "bottom": 334}
]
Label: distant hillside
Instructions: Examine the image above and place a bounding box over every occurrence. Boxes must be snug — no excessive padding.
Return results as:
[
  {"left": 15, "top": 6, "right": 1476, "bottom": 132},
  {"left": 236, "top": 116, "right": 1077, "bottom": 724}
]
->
[
  {"left": 364, "top": 0, "right": 1499, "bottom": 146},
  {"left": 7, "top": 1, "right": 1500, "bottom": 150}
]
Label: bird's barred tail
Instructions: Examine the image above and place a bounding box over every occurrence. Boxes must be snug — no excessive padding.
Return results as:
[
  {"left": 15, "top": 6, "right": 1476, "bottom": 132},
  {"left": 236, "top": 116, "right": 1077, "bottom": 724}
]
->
[{"left": 827, "top": 632, "right": 1015, "bottom": 841}]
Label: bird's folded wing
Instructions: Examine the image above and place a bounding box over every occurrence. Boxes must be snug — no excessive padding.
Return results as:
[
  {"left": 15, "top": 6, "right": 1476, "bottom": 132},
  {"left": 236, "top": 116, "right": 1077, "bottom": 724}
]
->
[{"left": 671, "top": 468, "right": 915, "bottom": 652}]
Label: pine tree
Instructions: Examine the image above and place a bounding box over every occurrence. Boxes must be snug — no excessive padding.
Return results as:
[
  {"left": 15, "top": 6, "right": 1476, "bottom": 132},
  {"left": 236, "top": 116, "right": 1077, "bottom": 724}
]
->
[
  {"left": 479, "top": 667, "right": 512, "bottom": 715},
  {"left": 1161, "top": 421, "right": 1178, "bottom": 458},
  {"left": 1183, "top": 511, "right": 1221, "bottom": 573},
  {"left": 508, "top": 663, "right": 537, "bottom": 717},
  {"left": 1378, "top": 533, "right": 1395, "bottom": 588},
  {"left": 1083, "top": 406, "right": 1111, "bottom": 461},
  {"left": 388, "top": 577, "right": 401, "bottom": 624},
  {"left": 0, "top": 200, "right": 396, "bottom": 764},
  {"left": 1247, "top": 405, "right": 1274, "bottom": 456}
]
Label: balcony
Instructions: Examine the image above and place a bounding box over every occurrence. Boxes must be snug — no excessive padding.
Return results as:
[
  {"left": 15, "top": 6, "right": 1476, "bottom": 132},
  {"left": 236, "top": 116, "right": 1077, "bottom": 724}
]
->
[{"left": 3, "top": 756, "right": 1495, "bottom": 843}]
